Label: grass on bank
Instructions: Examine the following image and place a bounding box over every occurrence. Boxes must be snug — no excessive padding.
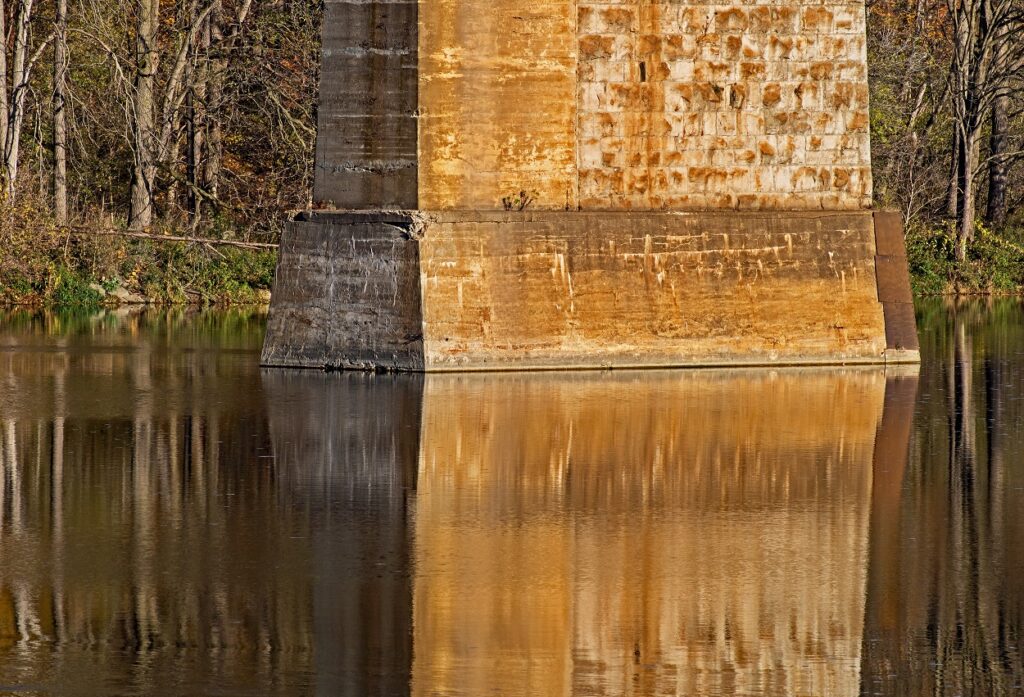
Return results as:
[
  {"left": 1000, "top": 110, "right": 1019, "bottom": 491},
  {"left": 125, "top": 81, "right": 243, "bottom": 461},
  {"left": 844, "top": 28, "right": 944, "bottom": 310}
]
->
[
  {"left": 907, "top": 222, "right": 1024, "bottom": 296},
  {"left": 0, "top": 212, "right": 276, "bottom": 308}
]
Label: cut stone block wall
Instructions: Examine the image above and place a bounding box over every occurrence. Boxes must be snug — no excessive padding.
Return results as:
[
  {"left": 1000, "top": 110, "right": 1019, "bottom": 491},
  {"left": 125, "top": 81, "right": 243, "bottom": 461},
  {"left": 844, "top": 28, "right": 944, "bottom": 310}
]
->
[{"left": 575, "top": 1, "right": 873, "bottom": 210}]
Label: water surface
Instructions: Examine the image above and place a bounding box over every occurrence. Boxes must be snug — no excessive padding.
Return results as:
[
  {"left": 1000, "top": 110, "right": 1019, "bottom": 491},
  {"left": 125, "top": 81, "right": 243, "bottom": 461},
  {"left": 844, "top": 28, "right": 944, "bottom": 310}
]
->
[{"left": 0, "top": 302, "right": 1020, "bottom": 696}]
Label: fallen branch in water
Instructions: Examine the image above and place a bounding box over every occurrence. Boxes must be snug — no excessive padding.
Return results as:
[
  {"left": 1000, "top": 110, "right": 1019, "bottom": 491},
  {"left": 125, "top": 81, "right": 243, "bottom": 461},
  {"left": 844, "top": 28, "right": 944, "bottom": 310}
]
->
[{"left": 57, "top": 225, "right": 279, "bottom": 250}]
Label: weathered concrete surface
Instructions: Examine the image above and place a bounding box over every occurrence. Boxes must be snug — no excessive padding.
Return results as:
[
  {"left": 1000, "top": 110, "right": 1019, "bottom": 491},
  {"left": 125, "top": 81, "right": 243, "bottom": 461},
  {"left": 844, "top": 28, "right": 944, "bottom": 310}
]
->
[
  {"left": 261, "top": 213, "right": 424, "bottom": 370},
  {"left": 314, "top": 0, "right": 418, "bottom": 209},
  {"left": 419, "top": 210, "right": 886, "bottom": 369},
  {"left": 418, "top": 0, "right": 579, "bottom": 210},
  {"left": 312, "top": 0, "right": 875, "bottom": 211},
  {"left": 872, "top": 211, "right": 919, "bottom": 356},
  {"left": 260, "top": 211, "right": 919, "bottom": 371}
]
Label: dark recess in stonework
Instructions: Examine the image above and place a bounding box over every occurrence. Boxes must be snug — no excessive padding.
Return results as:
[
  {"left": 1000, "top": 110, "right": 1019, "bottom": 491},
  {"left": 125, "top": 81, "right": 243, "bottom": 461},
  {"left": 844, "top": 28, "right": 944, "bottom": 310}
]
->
[{"left": 873, "top": 212, "right": 920, "bottom": 352}]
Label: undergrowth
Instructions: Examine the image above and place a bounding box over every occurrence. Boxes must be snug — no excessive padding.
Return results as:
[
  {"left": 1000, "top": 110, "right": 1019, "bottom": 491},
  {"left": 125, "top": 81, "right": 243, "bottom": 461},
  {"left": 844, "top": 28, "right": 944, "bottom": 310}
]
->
[
  {"left": 0, "top": 201, "right": 276, "bottom": 308},
  {"left": 904, "top": 221, "right": 1024, "bottom": 295}
]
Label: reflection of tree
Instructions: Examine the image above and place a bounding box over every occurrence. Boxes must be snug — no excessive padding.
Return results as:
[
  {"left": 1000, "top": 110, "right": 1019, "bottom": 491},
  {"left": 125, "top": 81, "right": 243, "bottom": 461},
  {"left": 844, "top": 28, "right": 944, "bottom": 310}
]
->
[
  {"left": 862, "top": 298, "right": 1024, "bottom": 696},
  {"left": 0, "top": 310, "right": 315, "bottom": 694}
]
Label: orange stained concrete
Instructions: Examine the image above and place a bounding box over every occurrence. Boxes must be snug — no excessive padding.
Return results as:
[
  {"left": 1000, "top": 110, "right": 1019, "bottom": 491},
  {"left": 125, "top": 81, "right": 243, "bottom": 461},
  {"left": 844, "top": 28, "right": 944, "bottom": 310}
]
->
[
  {"left": 418, "top": 0, "right": 580, "bottom": 210},
  {"left": 417, "top": 0, "right": 872, "bottom": 211},
  {"left": 416, "top": 211, "right": 888, "bottom": 369}
]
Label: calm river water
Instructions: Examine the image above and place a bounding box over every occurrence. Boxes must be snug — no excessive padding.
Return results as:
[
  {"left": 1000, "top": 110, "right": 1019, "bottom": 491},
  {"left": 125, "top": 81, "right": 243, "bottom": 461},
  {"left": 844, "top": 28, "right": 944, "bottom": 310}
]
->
[{"left": 0, "top": 301, "right": 1020, "bottom": 696}]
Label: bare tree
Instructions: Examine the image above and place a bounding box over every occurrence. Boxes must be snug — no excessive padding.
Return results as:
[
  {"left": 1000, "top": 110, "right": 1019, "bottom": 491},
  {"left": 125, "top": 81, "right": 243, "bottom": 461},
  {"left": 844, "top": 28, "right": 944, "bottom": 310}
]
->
[
  {"left": 128, "top": 0, "right": 159, "bottom": 229},
  {"left": 53, "top": 0, "right": 69, "bottom": 223},
  {"left": 946, "top": 0, "right": 1023, "bottom": 259},
  {"left": 984, "top": 12, "right": 1022, "bottom": 227},
  {"left": 0, "top": 0, "right": 53, "bottom": 201},
  {"left": 129, "top": 0, "right": 224, "bottom": 230}
]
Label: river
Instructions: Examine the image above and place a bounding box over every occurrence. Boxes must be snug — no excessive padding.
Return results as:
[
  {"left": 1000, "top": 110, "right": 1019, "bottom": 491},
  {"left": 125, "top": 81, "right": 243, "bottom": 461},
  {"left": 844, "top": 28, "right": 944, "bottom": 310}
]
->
[{"left": 0, "top": 301, "right": 1020, "bottom": 696}]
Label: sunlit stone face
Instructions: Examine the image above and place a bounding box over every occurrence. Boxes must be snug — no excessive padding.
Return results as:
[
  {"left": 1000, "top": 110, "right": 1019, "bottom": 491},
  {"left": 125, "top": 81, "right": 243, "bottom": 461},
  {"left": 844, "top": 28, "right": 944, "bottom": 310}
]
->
[
  {"left": 318, "top": 0, "right": 874, "bottom": 210},
  {"left": 420, "top": 0, "right": 873, "bottom": 211}
]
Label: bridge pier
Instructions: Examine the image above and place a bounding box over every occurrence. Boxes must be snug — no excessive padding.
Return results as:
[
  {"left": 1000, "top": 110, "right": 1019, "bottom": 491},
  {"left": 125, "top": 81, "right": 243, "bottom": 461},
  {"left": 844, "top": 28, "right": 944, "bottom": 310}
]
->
[
  {"left": 262, "top": 0, "right": 919, "bottom": 370},
  {"left": 262, "top": 210, "right": 918, "bottom": 371}
]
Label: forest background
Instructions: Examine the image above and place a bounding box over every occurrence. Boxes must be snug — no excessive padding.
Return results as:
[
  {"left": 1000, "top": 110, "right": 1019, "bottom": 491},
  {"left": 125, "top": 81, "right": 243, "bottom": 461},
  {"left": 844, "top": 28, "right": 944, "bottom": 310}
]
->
[{"left": 0, "top": 0, "right": 1020, "bottom": 306}]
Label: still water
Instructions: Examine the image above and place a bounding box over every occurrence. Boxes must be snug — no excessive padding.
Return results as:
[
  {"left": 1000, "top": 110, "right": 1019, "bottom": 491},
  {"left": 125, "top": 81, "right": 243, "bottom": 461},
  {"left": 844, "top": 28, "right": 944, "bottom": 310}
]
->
[{"left": 0, "top": 302, "right": 1020, "bottom": 696}]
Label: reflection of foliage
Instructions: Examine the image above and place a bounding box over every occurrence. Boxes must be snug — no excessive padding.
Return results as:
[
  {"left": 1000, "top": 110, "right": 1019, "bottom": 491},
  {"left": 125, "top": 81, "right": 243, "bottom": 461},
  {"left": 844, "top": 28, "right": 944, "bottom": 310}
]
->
[
  {"left": 501, "top": 190, "right": 536, "bottom": 212},
  {"left": 0, "top": 306, "right": 268, "bottom": 348},
  {"left": 862, "top": 298, "right": 1024, "bottom": 697}
]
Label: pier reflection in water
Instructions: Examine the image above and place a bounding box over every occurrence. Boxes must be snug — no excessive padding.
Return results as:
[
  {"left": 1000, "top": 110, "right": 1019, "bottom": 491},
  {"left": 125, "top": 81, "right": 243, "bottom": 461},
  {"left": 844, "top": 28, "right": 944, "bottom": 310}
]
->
[
  {"left": 0, "top": 303, "right": 1020, "bottom": 696},
  {"left": 266, "top": 366, "right": 900, "bottom": 697}
]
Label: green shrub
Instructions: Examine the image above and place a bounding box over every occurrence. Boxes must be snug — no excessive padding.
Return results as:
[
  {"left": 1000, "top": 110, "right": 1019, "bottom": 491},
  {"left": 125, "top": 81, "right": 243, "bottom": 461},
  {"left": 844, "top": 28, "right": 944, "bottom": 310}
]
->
[
  {"left": 906, "top": 221, "right": 1024, "bottom": 295},
  {"left": 906, "top": 224, "right": 956, "bottom": 295},
  {"left": 45, "top": 264, "right": 103, "bottom": 308}
]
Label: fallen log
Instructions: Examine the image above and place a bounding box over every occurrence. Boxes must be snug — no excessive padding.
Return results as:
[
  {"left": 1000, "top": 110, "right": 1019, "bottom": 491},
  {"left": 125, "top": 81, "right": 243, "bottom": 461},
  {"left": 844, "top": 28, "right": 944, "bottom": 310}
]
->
[{"left": 57, "top": 225, "right": 279, "bottom": 250}]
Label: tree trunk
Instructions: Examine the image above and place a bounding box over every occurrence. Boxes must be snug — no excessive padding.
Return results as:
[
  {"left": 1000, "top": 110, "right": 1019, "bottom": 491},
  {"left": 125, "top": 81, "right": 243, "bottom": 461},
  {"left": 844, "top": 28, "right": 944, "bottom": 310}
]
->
[
  {"left": 985, "top": 90, "right": 1009, "bottom": 228},
  {"left": 203, "top": 0, "right": 224, "bottom": 211},
  {"left": 188, "top": 13, "right": 210, "bottom": 225},
  {"left": 957, "top": 128, "right": 979, "bottom": 262},
  {"left": 946, "top": 131, "right": 960, "bottom": 219},
  {"left": 53, "top": 0, "right": 68, "bottom": 223},
  {"left": 0, "top": 4, "right": 9, "bottom": 196},
  {"left": 950, "top": 0, "right": 996, "bottom": 262},
  {"left": 130, "top": 0, "right": 160, "bottom": 230},
  {"left": 4, "top": 0, "right": 39, "bottom": 200}
]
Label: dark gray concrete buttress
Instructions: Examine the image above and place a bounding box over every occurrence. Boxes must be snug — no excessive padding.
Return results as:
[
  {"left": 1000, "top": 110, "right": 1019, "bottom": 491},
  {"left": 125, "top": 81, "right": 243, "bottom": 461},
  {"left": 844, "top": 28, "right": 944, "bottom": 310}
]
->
[
  {"left": 314, "top": 0, "right": 418, "bottom": 209},
  {"left": 260, "top": 213, "right": 425, "bottom": 370}
]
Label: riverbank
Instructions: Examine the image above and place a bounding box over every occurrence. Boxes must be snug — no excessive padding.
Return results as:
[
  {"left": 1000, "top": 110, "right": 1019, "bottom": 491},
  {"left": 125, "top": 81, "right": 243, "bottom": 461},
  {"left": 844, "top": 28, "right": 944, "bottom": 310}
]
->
[
  {"left": 0, "top": 224, "right": 276, "bottom": 308},
  {"left": 907, "top": 224, "right": 1024, "bottom": 296},
  {"left": 3, "top": 221, "right": 1022, "bottom": 308}
]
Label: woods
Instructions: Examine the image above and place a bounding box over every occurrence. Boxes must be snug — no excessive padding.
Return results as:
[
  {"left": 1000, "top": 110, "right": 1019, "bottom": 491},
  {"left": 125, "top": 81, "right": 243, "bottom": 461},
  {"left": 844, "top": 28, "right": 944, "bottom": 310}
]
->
[
  {"left": 0, "top": 0, "right": 317, "bottom": 303},
  {"left": 0, "top": 0, "right": 318, "bottom": 235},
  {"left": 869, "top": 0, "right": 1024, "bottom": 291}
]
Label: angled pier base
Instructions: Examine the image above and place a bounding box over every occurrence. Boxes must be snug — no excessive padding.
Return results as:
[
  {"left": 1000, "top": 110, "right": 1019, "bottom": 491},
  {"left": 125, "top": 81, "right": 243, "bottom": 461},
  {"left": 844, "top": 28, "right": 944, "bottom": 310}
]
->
[{"left": 260, "top": 210, "right": 920, "bottom": 371}]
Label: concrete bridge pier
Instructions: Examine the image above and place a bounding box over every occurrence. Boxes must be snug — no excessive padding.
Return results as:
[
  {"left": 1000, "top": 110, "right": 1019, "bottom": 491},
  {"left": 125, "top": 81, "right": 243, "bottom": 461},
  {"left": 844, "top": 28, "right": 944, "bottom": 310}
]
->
[{"left": 261, "top": 0, "right": 919, "bottom": 371}]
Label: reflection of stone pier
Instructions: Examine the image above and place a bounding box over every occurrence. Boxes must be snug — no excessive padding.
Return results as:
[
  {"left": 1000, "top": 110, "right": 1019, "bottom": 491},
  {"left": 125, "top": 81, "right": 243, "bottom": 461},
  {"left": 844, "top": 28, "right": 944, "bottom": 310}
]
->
[
  {"left": 264, "top": 371, "right": 420, "bottom": 697},
  {"left": 412, "top": 370, "right": 885, "bottom": 696},
  {"left": 261, "top": 366, "right": 919, "bottom": 697}
]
